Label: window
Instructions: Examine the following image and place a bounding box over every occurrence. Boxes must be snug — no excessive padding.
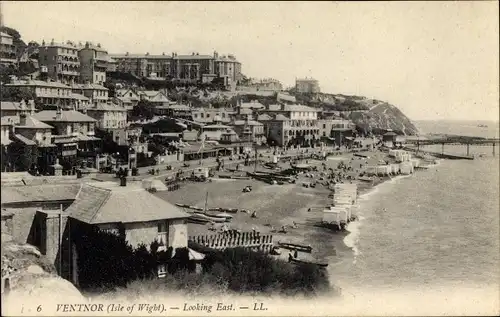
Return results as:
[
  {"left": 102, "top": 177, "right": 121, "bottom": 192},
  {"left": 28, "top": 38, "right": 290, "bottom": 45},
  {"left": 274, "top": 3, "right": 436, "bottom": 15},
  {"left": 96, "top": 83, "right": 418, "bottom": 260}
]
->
[
  {"left": 157, "top": 264, "right": 167, "bottom": 278},
  {"left": 323, "top": 124, "right": 326, "bottom": 129},
  {"left": 207, "top": 113, "right": 210, "bottom": 118},
  {"left": 201, "top": 113, "right": 204, "bottom": 118},
  {"left": 157, "top": 221, "right": 168, "bottom": 246}
]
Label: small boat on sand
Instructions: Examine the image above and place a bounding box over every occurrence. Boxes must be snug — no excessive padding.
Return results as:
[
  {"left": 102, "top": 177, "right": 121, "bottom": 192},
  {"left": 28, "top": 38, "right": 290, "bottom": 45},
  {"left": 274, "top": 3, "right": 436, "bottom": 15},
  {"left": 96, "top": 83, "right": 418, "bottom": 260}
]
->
[
  {"left": 216, "top": 213, "right": 234, "bottom": 219},
  {"left": 278, "top": 242, "right": 313, "bottom": 253},
  {"left": 289, "top": 257, "right": 328, "bottom": 268},
  {"left": 190, "top": 213, "right": 227, "bottom": 223}
]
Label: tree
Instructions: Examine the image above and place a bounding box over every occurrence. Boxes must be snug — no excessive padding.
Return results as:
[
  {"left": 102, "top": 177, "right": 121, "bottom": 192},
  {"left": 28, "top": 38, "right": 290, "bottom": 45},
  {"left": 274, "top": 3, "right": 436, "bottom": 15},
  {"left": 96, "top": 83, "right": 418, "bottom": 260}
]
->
[{"left": 131, "top": 100, "right": 155, "bottom": 121}]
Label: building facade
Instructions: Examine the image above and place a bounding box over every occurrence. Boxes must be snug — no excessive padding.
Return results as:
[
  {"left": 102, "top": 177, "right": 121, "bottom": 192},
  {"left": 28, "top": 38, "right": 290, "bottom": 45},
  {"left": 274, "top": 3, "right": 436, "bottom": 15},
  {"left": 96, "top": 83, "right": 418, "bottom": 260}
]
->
[
  {"left": 84, "top": 103, "right": 128, "bottom": 130},
  {"left": 0, "top": 32, "right": 17, "bottom": 67},
  {"left": 295, "top": 78, "right": 320, "bottom": 94},
  {"left": 38, "top": 40, "right": 80, "bottom": 85},
  {"left": 33, "top": 109, "right": 101, "bottom": 172},
  {"left": 191, "top": 107, "right": 235, "bottom": 124},
  {"left": 261, "top": 104, "right": 320, "bottom": 147},
  {"left": 109, "top": 51, "right": 242, "bottom": 90},
  {"left": 78, "top": 42, "right": 108, "bottom": 85},
  {"left": 6, "top": 80, "right": 78, "bottom": 110}
]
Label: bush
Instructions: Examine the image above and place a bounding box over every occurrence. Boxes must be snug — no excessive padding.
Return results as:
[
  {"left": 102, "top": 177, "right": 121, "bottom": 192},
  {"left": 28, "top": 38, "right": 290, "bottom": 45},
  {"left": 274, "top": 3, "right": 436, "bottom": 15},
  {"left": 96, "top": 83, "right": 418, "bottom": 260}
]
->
[{"left": 201, "top": 247, "right": 332, "bottom": 296}]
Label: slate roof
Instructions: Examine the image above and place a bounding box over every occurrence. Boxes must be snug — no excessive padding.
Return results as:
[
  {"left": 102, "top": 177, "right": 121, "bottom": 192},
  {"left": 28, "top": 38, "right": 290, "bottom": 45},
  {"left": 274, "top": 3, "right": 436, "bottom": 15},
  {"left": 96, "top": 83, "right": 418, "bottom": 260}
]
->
[
  {"left": 7, "top": 80, "right": 71, "bottom": 89},
  {"left": 257, "top": 114, "right": 272, "bottom": 121},
  {"left": 17, "top": 116, "right": 53, "bottom": 129},
  {"left": 0, "top": 101, "right": 21, "bottom": 111},
  {"left": 66, "top": 182, "right": 190, "bottom": 224},
  {"left": 1, "top": 183, "right": 81, "bottom": 205},
  {"left": 274, "top": 114, "right": 289, "bottom": 121},
  {"left": 72, "top": 83, "right": 108, "bottom": 90},
  {"left": 71, "top": 93, "right": 90, "bottom": 101},
  {"left": 88, "top": 103, "right": 127, "bottom": 112},
  {"left": 240, "top": 102, "right": 265, "bottom": 109},
  {"left": 33, "top": 110, "right": 96, "bottom": 122},
  {"left": 13, "top": 134, "right": 36, "bottom": 145},
  {"left": 1, "top": 117, "right": 15, "bottom": 126},
  {"left": 233, "top": 120, "right": 263, "bottom": 126}
]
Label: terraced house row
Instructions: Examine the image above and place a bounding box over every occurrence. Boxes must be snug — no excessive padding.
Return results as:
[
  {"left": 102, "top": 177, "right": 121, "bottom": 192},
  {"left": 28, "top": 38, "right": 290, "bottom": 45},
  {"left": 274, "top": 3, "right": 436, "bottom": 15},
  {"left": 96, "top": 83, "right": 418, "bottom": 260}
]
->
[{"left": 109, "top": 51, "right": 242, "bottom": 90}]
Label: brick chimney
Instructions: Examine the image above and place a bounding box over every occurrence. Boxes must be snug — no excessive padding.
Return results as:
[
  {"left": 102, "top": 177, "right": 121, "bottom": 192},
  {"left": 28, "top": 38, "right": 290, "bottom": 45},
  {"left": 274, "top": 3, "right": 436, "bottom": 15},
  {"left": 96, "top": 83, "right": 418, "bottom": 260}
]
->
[
  {"left": 28, "top": 100, "right": 36, "bottom": 115},
  {"left": 56, "top": 107, "right": 63, "bottom": 120},
  {"left": 19, "top": 113, "right": 27, "bottom": 126}
]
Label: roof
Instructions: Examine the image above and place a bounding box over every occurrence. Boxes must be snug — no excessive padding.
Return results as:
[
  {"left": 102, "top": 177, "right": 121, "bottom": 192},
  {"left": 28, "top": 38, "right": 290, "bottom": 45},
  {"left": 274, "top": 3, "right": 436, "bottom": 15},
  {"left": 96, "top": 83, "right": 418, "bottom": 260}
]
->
[
  {"left": 1, "top": 101, "right": 22, "bottom": 111},
  {"left": 384, "top": 131, "right": 397, "bottom": 136},
  {"left": 240, "top": 102, "right": 265, "bottom": 109},
  {"left": 33, "top": 110, "right": 96, "bottom": 122},
  {"left": 274, "top": 114, "right": 289, "bottom": 121},
  {"left": 66, "top": 182, "right": 190, "bottom": 224},
  {"left": 204, "top": 124, "right": 231, "bottom": 129},
  {"left": 173, "top": 54, "right": 213, "bottom": 60},
  {"left": 0, "top": 32, "right": 13, "bottom": 39},
  {"left": 7, "top": 80, "right": 71, "bottom": 89},
  {"left": 257, "top": 114, "right": 272, "bottom": 121},
  {"left": 1, "top": 116, "right": 16, "bottom": 126},
  {"left": 13, "top": 134, "right": 36, "bottom": 145},
  {"left": 233, "top": 120, "right": 263, "bottom": 126},
  {"left": 17, "top": 116, "right": 53, "bottom": 129},
  {"left": 87, "top": 103, "right": 127, "bottom": 112},
  {"left": 110, "top": 54, "right": 173, "bottom": 59},
  {"left": 172, "top": 248, "right": 205, "bottom": 261},
  {"left": 71, "top": 93, "right": 90, "bottom": 101},
  {"left": 1, "top": 183, "right": 81, "bottom": 205},
  {"left": 169, "top": 104, "right": 192, "bottom": 111},
  {"left": 284, "top": 104, "right": 320, "bottom": 112},
  {"left": 72, "top": 83, "right": 108, "bottom": 91}
]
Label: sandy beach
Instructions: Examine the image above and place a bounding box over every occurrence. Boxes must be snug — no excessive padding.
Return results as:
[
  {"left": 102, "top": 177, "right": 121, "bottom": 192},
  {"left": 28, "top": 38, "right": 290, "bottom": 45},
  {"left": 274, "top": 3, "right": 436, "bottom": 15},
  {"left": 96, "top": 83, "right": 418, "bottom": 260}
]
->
[{"left": 155, "top": 149, "right": 398, "bottom": 264}]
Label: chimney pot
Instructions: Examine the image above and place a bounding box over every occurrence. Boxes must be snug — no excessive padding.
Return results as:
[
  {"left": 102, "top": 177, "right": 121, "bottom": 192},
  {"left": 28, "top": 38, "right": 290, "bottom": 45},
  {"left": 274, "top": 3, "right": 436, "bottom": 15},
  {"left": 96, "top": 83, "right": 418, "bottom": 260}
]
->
[{"left": 19, "top": 113, "right": 27, "bottom": 126}]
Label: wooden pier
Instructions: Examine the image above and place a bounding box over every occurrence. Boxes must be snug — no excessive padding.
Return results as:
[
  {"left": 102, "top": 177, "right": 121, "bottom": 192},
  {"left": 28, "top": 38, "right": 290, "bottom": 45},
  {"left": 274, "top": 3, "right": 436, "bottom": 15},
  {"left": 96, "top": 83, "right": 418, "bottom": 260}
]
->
[{"left": 404, "top": 147, "right": 475, "bottom": 160}]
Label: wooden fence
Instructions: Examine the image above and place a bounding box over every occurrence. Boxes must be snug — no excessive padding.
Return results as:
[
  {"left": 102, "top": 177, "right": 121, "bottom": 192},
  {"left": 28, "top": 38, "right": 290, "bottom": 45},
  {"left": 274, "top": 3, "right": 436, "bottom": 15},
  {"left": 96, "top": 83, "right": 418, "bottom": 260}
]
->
[{"left": 188, "top": 231, "right": 274, "bottom": 253}]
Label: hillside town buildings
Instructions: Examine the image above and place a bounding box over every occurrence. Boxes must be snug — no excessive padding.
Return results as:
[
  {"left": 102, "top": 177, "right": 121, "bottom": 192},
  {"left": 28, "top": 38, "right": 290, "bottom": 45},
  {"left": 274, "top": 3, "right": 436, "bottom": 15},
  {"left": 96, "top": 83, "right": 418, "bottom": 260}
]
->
[
  {"left": 110, "top": 51, "right": 242, "bottom": 90},
  {"left": 1, "top": 34, "right": 360, "bottom": 176}
]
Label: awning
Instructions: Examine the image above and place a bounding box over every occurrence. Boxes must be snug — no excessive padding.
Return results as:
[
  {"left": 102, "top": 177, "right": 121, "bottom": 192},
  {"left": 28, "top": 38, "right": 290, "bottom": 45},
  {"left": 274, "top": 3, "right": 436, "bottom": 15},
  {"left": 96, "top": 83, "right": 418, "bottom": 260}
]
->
[
  {"left": 171, "top": 248, "right": 206, "bottom": 261},
  {"left": 77, "top": 134, "right": 101, "bottom": 141},
  {"left": 14, "top": 134, "right": 36, "bottom": 146}
]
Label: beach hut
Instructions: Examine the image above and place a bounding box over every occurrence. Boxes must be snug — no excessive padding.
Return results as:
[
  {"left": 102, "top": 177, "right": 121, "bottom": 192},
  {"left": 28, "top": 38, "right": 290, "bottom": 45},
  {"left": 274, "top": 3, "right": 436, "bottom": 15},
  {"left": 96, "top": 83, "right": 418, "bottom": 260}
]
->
[{"left": 399, "top": 162, "right": 414, "bottom": 175}]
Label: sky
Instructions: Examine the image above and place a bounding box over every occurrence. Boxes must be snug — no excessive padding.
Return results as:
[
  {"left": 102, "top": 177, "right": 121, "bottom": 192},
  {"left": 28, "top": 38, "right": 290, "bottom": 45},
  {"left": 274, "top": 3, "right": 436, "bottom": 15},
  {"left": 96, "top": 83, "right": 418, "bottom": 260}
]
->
[{"left": 2, "top": 1, "right": 499, "bottom": 121}]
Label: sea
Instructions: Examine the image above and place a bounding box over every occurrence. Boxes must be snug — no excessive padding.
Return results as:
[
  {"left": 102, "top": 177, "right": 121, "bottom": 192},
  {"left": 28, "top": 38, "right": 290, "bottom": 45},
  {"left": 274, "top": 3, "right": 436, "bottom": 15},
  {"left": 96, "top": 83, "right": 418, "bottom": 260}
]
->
[{"left": 328, "top": 120, "right": 500, "bottom": 314}]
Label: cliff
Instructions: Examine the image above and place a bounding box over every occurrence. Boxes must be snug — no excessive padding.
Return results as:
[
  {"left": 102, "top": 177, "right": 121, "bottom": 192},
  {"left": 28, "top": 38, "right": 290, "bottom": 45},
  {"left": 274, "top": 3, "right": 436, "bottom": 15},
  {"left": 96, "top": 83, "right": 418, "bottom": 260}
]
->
[
  {"left": 2, "top": 240, "right": 84, "bottom": 310},
  {"left": 293, "top": 92, "right": 419, "bottom": 135},
  {"left": 347, "top": 101, "right": 419, "bottom": 135}
]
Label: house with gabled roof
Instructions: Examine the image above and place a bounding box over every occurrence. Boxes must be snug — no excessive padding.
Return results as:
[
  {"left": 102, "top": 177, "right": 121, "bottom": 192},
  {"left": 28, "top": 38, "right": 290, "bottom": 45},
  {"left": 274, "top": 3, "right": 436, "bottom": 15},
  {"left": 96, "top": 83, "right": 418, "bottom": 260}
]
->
[{"left": 65, "top": 180, "right": 190, "bottom": 249}]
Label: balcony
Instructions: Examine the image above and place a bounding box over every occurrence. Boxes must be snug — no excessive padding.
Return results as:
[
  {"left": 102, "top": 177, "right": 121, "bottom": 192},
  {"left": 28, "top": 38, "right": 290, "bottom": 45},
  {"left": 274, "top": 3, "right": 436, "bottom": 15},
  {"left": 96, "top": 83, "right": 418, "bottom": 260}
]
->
[
  {"left": 61, "top": 70, "right": 79, "bottom": 76},
  {"left": 62, "top": 149, "right": 78, "bottom": 157}
]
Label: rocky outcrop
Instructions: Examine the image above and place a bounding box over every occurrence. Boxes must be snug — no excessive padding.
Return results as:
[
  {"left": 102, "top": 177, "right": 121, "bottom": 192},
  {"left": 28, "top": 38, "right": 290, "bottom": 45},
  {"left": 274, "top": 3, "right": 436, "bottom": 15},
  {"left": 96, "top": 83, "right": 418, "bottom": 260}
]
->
[
  {"left": 292, "top": 92, "right": 419, "bottom": 135},
  {"left": 347, "top": 101, "right": 419, "bottom": 135},
  {"left": 2, "top": 241, "right": 84, "bottom": 308}
]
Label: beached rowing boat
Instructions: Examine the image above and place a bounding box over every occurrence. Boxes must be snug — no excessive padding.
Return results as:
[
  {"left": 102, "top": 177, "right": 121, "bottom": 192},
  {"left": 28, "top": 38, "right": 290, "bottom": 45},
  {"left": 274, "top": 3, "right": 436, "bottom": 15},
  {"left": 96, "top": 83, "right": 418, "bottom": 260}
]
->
[
  {"left": 189, "top": 213, "right": 227, "bottom": 223},
  {"left": 289, "top": 257, "right": 328, "bottom": 268},
  {"left": 278, "top": 242, "right": 313, "bottom": 253}
]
